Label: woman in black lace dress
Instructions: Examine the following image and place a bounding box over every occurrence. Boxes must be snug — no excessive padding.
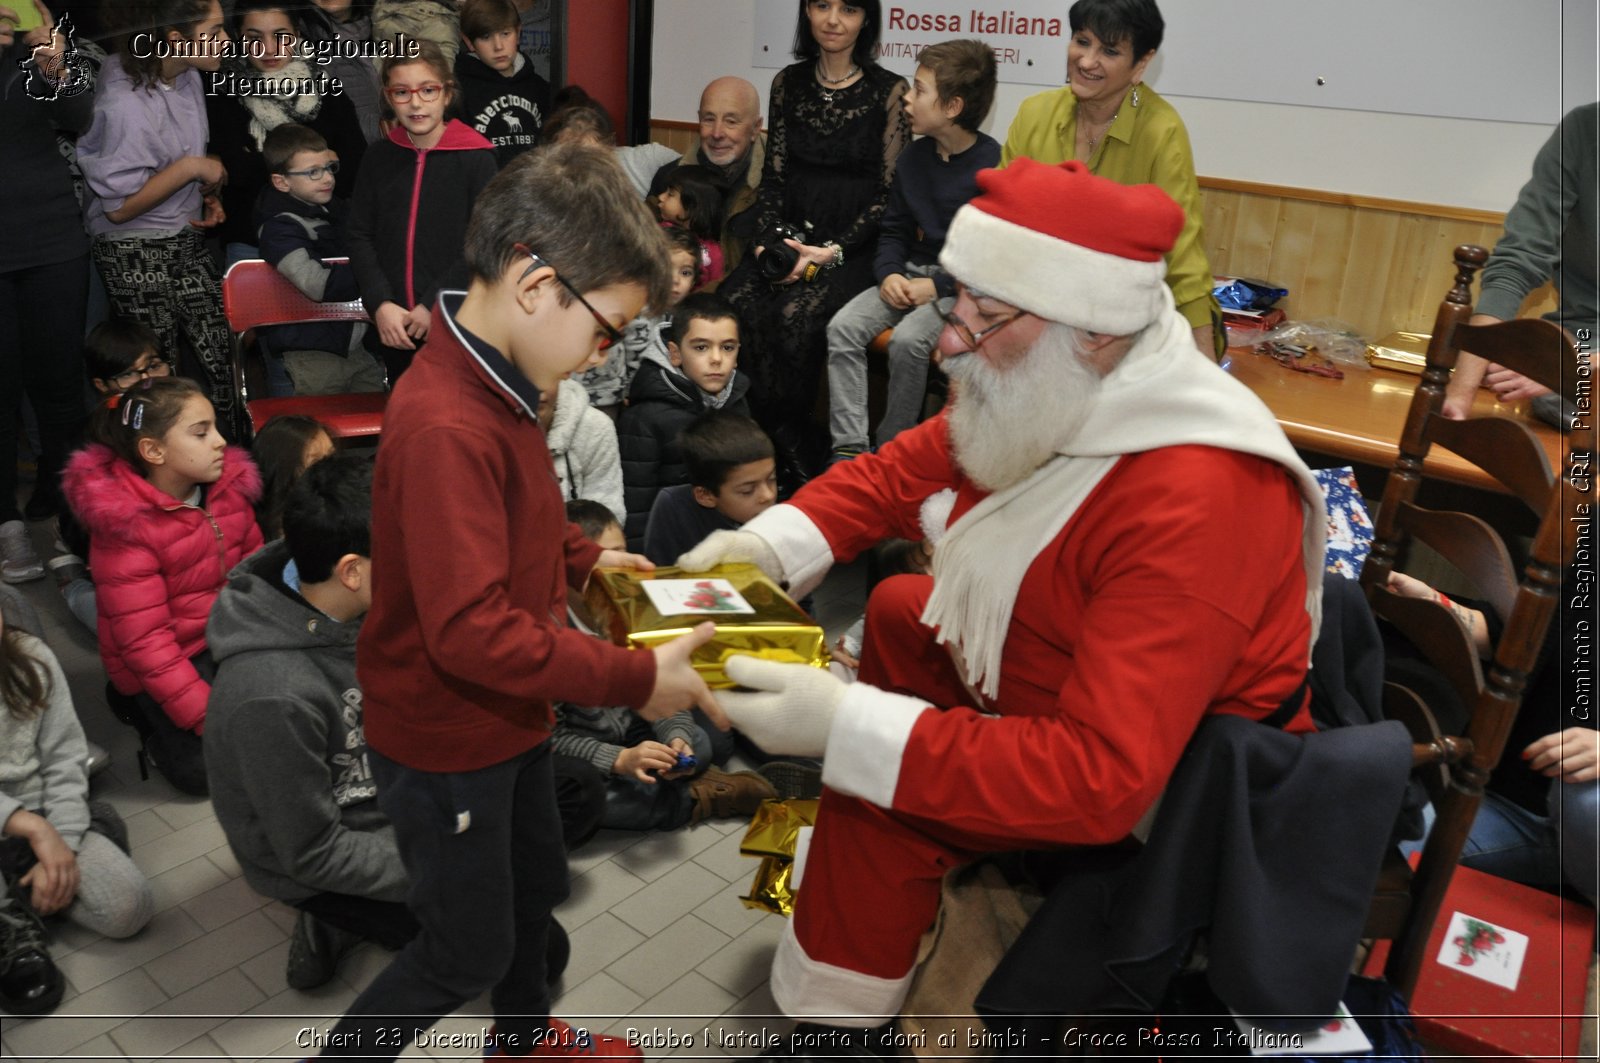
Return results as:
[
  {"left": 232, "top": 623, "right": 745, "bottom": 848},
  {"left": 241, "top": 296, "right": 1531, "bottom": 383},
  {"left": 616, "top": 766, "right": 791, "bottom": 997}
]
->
[{"left": 722, "top": 0, "right": 909, "bottom": 481}]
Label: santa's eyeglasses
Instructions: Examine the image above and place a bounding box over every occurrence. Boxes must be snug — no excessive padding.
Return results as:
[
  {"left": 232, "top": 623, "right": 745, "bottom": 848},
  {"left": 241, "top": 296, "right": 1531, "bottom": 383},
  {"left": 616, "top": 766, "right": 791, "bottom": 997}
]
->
[{"left": 934, "top": 286, "right": 1024, "bottom": 350}]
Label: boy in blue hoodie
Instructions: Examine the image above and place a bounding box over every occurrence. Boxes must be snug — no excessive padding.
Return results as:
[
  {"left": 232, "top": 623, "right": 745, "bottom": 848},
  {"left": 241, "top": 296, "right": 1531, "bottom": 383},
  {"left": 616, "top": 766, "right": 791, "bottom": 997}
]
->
[{"left": 255, "top": 124, "right": 387, "bottom": 396}]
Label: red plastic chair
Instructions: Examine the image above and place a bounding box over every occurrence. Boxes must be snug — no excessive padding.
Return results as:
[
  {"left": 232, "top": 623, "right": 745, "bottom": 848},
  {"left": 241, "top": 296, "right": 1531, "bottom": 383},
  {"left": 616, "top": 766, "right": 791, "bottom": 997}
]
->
[{"left": 220, "top": 259, "right": 387, "bottom": 439}]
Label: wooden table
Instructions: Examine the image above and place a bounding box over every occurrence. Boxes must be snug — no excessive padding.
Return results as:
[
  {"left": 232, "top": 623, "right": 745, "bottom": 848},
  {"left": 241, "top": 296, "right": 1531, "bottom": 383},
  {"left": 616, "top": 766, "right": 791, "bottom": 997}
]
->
[{"left": 1222, "top": 350, "right": 1565, "bottom": 495}]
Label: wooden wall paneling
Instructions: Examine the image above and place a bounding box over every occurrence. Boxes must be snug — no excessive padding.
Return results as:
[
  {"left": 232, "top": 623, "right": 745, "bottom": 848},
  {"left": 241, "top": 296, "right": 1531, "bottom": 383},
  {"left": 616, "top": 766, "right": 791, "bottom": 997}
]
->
[
  {"left": 1264, "top": 198, "right": 1320, "bottom": 318},
  {"left": 1198, "top": 188, "right": 1240, "bottom": 277},
  {"left": 1296, "top": 203, "right": 1355, "bottom": 327},
  {"left": 654, "top": 124, "right": 698, "bottom": 155},
  {"left": 1227, "top": 192, "right": 1282, "bottom": 279},
  {"left": 1373, "top": 213, "right": 1436, "bottom": 337},
  {"left": 1336, "top": 209, "right": 1401, "bottom": 335}
]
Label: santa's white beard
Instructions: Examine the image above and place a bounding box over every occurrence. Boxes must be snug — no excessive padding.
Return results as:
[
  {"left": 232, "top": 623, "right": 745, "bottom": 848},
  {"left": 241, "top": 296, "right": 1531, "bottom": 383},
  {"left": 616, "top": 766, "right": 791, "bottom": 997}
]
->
[{"left": 944, "top": 323, "right": 1104, "bottom": 491}]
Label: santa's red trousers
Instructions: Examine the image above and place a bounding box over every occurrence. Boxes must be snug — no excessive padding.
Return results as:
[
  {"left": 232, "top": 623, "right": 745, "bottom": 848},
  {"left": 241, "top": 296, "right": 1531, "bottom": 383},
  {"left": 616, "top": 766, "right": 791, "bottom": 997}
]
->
[{"left": 780, "top": 574, "right": 1068, "bottom": 1019}]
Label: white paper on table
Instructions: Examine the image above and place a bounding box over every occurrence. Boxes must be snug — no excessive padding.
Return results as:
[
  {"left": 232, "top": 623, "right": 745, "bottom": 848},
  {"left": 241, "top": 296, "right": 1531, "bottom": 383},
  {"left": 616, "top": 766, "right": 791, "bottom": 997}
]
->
[
  {"left": 1434, "top": 910, "right": 1528, "bottom": 991},
  {"left": 1229, "top": 1003, "right": 1373, "bottom": 1056},
  {"left": 640, "top": 578, "right": 755, "bottom": 616}
]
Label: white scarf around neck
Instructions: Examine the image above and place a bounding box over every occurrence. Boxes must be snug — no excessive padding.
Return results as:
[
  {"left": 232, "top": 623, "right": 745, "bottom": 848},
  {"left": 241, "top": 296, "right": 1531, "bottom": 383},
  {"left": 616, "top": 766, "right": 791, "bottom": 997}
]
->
[
  {"left": 920, "top": 300, "right": 1327, "bottom": 702},
  {"left": 239, "top": 59, "right": 324, "bottom": 150}
]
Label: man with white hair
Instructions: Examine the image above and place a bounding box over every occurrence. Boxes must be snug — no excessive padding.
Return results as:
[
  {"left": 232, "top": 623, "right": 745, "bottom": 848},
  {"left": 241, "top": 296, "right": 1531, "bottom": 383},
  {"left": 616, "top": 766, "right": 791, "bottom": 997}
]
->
[
  {"left": 679, "top": 159, "right": 1328, "bottom": 1046},
  {"left": 651, "top": 76, "right": 766, "bottom": 272}
]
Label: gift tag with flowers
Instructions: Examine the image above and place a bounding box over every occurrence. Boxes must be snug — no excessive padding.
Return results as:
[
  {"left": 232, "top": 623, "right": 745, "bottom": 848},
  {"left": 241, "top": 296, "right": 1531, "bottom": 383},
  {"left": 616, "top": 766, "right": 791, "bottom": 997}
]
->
[
  {"left": 1436, "top": 911, "right": 1528, "bottom": 990},
  {"left": 642, "top": 577, "right": 756, "bottom": 616}
]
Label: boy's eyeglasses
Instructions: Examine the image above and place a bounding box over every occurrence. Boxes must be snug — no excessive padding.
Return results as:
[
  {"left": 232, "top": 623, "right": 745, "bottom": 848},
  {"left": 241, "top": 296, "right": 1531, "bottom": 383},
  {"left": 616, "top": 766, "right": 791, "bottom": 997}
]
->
[
  {"left": 384, "top": 83, "right": 444, "bottom": 104},
  {"left": 933, "top": 287, "right": 1024, "bottom": 351},
  {"left": 284, "top": 161, "right": 340, "bottom": 180},
  {"left": 108, "top": 357, "right": 171, "bottom": 391},
  {"left": 515, "top": 245, "right": 623, "bottom": 351}
]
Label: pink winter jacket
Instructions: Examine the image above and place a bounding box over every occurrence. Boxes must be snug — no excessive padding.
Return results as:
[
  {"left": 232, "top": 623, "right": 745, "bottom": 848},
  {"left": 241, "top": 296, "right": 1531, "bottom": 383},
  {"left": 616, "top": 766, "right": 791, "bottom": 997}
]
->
[{"left": 62, "top": 444, "right": 263, "bottom": 732}]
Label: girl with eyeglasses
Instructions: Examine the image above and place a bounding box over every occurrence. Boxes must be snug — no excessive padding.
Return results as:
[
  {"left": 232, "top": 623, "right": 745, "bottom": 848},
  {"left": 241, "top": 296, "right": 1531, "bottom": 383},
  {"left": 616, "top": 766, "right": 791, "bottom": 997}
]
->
[
  {"left": 346, "top": 41, "right": 497, "bottom": 381},
  {"left": 204, "top": 0, "right": 369, "bottom": 268},
  {"left": 47, "top": 320, "right": 176, "bottom": 634},
  {"left": 60, "top": 377, "right": 265, "bottom": 796}
]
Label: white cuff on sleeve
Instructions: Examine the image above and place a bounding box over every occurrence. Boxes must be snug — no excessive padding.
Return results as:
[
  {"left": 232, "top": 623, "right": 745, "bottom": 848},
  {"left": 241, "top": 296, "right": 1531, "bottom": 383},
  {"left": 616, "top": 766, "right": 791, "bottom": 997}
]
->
[
  {"left": 820, "top": 682, "right": 928, "bottom": 810},
  {"left": 743, "top": 503, "right": 835, "bottom": 599}
]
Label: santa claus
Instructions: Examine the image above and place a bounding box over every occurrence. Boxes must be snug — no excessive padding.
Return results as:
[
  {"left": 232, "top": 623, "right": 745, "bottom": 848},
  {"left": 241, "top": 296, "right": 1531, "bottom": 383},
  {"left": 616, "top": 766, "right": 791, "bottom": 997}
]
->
[{"left": 679, "top": 158, "right": 1329, "bottom": 1049}]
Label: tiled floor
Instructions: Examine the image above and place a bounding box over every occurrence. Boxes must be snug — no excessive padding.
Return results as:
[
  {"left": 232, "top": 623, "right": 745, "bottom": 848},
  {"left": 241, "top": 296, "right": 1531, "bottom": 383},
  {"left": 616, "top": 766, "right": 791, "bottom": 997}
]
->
[{"left": 1, "top": 514, "right": 869, "bottom": 1062}]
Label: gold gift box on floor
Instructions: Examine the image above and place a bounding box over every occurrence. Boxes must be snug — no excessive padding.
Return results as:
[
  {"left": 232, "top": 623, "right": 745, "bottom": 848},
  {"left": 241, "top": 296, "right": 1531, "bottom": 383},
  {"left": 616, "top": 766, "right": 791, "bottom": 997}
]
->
[
  {"left": 584, "top": 562, "right": 830, "bottom": 688},
  {"left": 1366, "top": 331, "right": 1431, "bottom": 374}
]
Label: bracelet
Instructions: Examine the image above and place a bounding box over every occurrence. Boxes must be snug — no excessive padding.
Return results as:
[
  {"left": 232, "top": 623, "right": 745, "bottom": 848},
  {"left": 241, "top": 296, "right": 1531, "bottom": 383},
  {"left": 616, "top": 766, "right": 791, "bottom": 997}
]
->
[{"left": 824, "top": 242, "right": 843, "bottom": 269}]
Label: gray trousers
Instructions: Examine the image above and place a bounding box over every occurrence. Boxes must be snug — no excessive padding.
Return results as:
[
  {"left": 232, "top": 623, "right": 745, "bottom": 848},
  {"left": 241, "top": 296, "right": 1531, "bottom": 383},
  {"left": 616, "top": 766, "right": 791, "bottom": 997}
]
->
[
  {"left": 0, "top": 830, "right": 153, "bottom": 939},
  {"left": 825, "top": 263, "right": 944, "bottom": 453},
  {"left": 282, "top": 345, "right": 387, "bottom": 397}
]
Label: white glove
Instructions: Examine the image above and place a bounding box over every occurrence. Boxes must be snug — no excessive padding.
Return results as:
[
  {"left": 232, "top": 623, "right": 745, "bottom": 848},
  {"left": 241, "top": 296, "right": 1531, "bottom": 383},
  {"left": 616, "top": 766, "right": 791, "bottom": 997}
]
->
[
  {"left": 716, "top": 654, "right": 845, "bottom": 758},
  {"left": 676, "top": 529, "right": 784, "bottom": 583}
]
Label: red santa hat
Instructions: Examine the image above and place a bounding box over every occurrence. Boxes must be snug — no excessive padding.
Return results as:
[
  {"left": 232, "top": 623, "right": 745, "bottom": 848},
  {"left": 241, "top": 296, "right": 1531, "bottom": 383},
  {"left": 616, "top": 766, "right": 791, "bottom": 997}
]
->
[{"left": 939, "top": 158, "right": 1184, "bottom": 336}]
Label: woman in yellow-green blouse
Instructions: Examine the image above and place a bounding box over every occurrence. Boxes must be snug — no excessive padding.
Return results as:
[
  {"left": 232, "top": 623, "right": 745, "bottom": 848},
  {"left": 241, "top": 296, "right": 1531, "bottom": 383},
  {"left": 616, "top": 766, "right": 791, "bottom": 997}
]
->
[{"left": 1003, "top": 0, "right": 1221, "bottom": 355}]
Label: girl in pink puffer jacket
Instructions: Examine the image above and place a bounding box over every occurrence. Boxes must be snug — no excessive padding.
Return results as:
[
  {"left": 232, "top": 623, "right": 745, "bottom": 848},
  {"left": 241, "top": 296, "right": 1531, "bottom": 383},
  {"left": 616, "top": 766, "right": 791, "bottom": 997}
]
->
[{"left": 61, "top": 377, "right": 262, "bottom": 795}]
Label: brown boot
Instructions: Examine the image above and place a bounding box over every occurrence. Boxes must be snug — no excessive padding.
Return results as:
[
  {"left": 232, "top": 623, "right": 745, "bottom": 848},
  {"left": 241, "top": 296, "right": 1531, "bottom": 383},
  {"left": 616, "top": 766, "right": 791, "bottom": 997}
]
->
[{"left": 687, "top": 768, "right": 778, "bottom": 824}]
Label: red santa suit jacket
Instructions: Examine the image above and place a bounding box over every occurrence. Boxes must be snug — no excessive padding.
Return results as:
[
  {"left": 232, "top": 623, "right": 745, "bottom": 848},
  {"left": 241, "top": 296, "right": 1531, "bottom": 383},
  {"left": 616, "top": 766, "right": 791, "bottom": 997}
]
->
[{"left": 754, "top": 411, "right": 1313, "bottom": 847}]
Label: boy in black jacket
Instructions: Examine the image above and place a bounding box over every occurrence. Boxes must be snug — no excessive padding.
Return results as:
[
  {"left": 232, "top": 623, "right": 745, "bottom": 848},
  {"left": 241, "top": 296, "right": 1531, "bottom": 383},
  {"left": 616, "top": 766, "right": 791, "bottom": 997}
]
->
[
  {"left": 642, "top": 412, "right": 777, "bottom": 567},
  {"left": 456, "top": 0, "right": 550, "bottom": 168},
  {"left": 618, "top": 293, "right": 750, "bottom": 550},
  {"left": 256, "top": 124, "right": 387, "bottom": 396}
]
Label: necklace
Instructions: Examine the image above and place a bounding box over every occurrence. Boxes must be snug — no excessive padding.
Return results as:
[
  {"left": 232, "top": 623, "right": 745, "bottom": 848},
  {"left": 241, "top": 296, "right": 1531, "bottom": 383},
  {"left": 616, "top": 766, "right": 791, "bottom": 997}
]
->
[
  {"left": 1082, "top": 111, "right": 1116, "bottom": 161},
  {"left": 816, "top": 59, "right": 860, "bottom": 86}
]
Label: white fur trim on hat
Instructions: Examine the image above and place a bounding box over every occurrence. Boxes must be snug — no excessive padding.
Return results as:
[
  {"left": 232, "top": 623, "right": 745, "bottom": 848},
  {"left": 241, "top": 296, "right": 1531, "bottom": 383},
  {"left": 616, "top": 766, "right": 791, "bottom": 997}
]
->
[{"left": 939, "top": 204, "right": 1169, "bottom": 336}]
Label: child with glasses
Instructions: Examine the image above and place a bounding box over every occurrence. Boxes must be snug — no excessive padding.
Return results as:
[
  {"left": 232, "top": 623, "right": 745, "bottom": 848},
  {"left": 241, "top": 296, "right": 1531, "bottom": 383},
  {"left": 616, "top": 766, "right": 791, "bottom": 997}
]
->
[
  {"left": 47, "top": 321, "right": 179, "bottom": 632},
  {"left": 310, "top": 142, "right": 720, "bottom": 1061},
  {"left": 346, "top": 41, "right": 496, "bottom": 381},
  {"left": 257, "top": 124, "right": 388, "bottom": 397},
  {"left": 204, "top": 0, "right": 370, "bottom": 271}
]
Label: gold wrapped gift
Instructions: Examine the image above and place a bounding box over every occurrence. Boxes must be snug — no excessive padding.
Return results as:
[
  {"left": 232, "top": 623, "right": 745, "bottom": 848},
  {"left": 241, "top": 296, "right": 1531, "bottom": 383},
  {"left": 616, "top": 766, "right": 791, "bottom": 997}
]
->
[
  {"left": 739, "top": 799, "right": 820, "bottom": 915},
  {"left": 1366, "top": 330, "right": 1431, "bottom": 374},
  {"left": 583, "top": 562, "right": 829, "bottom": 688}
]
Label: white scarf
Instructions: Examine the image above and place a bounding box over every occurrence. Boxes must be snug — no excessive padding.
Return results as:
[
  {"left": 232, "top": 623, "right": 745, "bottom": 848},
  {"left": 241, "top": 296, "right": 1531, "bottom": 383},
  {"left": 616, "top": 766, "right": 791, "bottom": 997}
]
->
[
  {"left": 238, "top": 59, "right": 324, "bottom": 151},
  {"left": 921, "top": 301, "right": 1327, "bottom": 701}
]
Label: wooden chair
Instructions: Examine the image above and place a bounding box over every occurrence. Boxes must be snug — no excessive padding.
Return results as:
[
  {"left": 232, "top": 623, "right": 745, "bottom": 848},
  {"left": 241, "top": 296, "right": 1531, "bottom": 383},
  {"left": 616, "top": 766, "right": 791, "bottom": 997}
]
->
[
  {"left": 220, "top": 259, "right": 387, "bottom": 441},
  {"left": 1358, "top": 244, "right": 1591, "bottom": 997}
]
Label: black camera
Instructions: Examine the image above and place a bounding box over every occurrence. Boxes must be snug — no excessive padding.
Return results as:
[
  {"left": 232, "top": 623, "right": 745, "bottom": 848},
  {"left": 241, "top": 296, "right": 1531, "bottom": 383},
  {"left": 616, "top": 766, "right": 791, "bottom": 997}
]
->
[{"left": 757, "top": 221, "right": 811, "bottom": 282}]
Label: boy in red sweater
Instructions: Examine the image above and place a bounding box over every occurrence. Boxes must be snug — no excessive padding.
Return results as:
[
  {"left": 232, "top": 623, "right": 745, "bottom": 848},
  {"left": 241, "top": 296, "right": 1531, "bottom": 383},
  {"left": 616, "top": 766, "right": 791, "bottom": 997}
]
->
[{"left": 315, "top": 142, "right": 720, "bottom": 1061}]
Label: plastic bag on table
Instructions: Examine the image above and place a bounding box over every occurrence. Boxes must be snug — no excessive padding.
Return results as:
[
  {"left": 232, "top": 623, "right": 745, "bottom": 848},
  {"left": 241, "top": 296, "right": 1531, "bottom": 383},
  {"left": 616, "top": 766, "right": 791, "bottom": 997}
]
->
[
  {"left": 1213, "top": 277, "right": 1288, "bottom": 311},
  {"left": 1260, "top": 319, "right": 1370, "bottom": 368}
]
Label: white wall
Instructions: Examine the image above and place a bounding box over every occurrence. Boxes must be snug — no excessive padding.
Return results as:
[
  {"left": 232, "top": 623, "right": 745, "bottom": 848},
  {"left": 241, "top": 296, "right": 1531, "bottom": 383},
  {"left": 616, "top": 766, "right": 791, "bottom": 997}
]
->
[{"left": 649, "top": 0, "right": 1599, "bottom": 211}]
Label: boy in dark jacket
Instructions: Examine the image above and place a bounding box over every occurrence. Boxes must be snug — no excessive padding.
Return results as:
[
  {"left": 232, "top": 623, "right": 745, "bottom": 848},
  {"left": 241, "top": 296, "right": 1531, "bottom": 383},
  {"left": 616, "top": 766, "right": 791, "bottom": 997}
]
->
[
  {"left": 455, "top": 0, "right": 549, "bottom": 168},
  {"left": 643, "top": 412, "right": 776, "bottom": 567},
  {"left": 256, "top": 124, "right": 387, "bottom": 396},
  {"left": 618, "top": 292, "right": 749, "bottom": 549}
]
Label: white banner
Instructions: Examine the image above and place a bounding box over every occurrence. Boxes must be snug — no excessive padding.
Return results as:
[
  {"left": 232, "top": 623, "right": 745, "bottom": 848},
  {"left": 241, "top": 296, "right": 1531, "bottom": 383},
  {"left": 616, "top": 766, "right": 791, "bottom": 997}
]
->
[{"left": 752, "top": 1, "right": 1069, "bottom": 88}]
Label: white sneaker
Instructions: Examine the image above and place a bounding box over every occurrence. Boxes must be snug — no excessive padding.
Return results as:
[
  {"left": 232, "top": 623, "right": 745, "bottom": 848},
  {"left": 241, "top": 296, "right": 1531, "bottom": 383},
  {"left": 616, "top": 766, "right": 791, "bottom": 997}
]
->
[{"left": 0, "top": 520, "right": 45, "bottom": 583}]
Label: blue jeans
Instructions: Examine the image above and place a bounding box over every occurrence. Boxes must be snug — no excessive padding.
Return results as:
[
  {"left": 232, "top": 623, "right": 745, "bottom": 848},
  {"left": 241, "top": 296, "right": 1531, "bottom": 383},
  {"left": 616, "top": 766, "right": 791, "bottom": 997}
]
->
[{"left": 1406, "top": 778, "right": 1599, "bottom": 905}]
